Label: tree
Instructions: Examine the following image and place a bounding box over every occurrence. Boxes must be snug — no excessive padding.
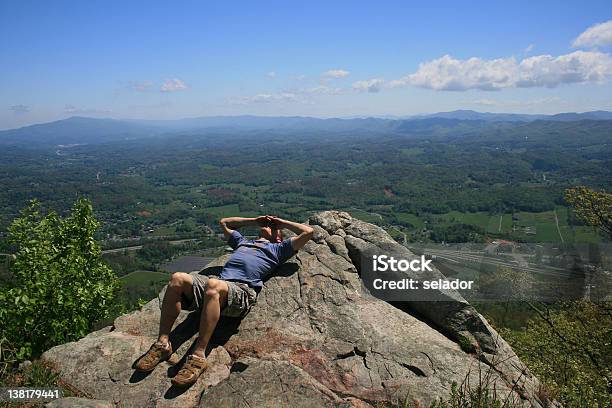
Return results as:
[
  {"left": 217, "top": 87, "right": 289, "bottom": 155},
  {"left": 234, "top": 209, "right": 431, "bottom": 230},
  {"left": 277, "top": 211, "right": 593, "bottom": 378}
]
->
[
  {"left": 565, "top": 186, "right": 612, "bottom": 239},
  {"left": 0, "top": 198, "right": 119, "bottom": 360},
  {"left": 502, "top": 301, "right": 611, "bottom": 406}
]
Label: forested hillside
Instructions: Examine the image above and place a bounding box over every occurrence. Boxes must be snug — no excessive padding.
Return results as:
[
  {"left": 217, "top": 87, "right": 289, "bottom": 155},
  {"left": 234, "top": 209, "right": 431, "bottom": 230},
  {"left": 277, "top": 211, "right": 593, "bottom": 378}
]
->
[{"left": 0, "top": 118, "right": 610, "bottom": 247}]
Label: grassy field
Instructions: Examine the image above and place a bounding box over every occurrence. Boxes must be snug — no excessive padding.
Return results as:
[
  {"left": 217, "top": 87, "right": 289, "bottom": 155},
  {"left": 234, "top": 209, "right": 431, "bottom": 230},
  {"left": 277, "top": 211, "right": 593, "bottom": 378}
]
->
[
  {"left": 510, "top": 208, "right": 581, "bottom": 242},
  {"left": 434, "top": 211, "right": 492, "bottom": 230},
  {"left": 394, "top": 212, "right": 425, "bottom": 229},
  {"left": 116, "top": 271, "right": 170, "bottom": 313},
  {"left": 200, "top": 204, "right": 257, "bottom": 217},
  {"left": 150, "top": 225, "right": 177, "bottom": 236},
  {"left": 120, "top": 270, "right": 170, "bottom": 286},
  {"left": 386, "top": 207, "right": 602, "bottom": 244},
  {"left": 485, "top": 213, "right": 513, "bottom": 234},
  {"left": 347, "top": 208, "right": 383, "bottom": 223}
]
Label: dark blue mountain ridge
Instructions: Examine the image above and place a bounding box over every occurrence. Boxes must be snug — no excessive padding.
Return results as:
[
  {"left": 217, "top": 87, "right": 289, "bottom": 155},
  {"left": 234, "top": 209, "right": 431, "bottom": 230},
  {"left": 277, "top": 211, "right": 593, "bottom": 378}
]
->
[{"left": 1, "top": 110, "right": 611, "bottom": 146}]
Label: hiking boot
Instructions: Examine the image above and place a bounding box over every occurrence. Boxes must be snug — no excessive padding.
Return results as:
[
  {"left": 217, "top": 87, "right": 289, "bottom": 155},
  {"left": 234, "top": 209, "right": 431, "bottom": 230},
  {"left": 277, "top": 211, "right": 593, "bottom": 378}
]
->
[
  {"left": 133, "top": 341, "right": 172, "bottom": 372},
  {"left": 171, "top": 354, "right": 208, "bottom": 387}
]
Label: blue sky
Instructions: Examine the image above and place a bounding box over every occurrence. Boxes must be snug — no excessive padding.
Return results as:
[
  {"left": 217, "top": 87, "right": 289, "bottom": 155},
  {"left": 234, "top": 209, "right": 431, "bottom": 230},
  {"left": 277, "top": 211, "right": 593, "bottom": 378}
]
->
[{"left": 1, "top": 0, "right": 612, "bottom": 129}]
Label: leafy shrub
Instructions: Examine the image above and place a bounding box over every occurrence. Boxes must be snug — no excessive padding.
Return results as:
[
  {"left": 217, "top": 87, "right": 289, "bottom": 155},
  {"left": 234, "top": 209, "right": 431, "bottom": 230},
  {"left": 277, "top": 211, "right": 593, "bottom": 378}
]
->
[
  {"left": 565, "top": 186, "right": 611, "bottom": 239},
  {"left": 502, "top": 301, "right": 611, "bottom": 407},
  {"left": 0, "top": 198, "right": 119, "bottom": 360}
]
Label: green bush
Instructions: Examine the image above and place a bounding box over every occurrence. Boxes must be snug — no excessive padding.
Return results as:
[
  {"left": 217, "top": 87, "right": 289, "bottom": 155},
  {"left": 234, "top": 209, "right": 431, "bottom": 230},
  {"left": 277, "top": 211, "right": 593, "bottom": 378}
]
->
[
  {"left": 502, "top": 301, "right": 611, "bottom": 407},
  {"left": 0, "top": 198, "right": 119, "bottom": 360}
]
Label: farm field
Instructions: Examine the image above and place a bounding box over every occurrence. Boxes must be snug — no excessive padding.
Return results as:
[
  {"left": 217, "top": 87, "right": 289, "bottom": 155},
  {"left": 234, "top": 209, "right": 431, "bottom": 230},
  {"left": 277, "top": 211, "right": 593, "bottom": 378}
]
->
[
  {"left": 389, "top": 208, "right": 601, "bottom": 244},
  {"left": 120, "top": 270, "right": 169, "bottom": 286}
]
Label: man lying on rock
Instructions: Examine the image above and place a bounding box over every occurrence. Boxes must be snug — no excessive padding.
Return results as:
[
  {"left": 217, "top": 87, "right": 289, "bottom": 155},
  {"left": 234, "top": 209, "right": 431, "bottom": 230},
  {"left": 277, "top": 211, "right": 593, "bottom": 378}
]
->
[{"left": 134, "top": 215, "right": 314, "bottom": 387}]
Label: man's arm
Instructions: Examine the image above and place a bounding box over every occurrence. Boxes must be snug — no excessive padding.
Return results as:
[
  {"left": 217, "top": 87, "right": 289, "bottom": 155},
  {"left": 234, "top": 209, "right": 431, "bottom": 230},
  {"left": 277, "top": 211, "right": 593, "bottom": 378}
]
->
[
  {"left": 219, "top": 216, "right": 269, "bottom": 240},
  {"left": 269, "top": 216, "right": 314, "bottom": 251}
]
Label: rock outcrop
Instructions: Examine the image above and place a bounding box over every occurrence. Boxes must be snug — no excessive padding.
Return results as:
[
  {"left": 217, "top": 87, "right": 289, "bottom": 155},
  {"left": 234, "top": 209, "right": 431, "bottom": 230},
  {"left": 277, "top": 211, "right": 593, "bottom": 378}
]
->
[{"left": 42, "top": 211, "right": 551, "bottom": 407}]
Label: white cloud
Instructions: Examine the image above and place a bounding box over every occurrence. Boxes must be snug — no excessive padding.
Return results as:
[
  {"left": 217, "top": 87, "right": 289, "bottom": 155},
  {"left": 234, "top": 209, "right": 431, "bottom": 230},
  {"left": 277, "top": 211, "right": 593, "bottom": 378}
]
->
[
  {"left": 522, "top": 96, "right": 562, "bottom": 106},
  {"left": 267, "top": 71, "right": 276, "bottom": 79},
  {"left": 233, "top": 85, "right": 344, "bottom": 105},
  {"left": 302, "top": 85, "right": 343, "bottom": 95},
  {"left": 64, "top": 104, "right": 80, "bottom": 113},
  {"left": 471, "top": 96, "right": 562, "bottom": 107},
  {"left": 228, "top": 44, "right": 612, "bottom": 102},
  {"left": 386, "top": 78, "right": 410, "bottom": 89},
  {"left": 64, "top": 105, "right": 111, "bottom": 115},
  {"left": 160, "top": 78, "right": 188, "bottom": 92},
  {"left": 408, "top": 55, "right": 517, "bottom": 91},
  {"left": 524, "top": 44, "right": 535, "bottom": 53},
  {"left": 352, "top": 78, "right": 385, "bottom": 93},
  {"left": 232, "top": 92, "right": 298, "bottom": 104},
  {"left": 572, "top": 20, "right": 612, "bottom": 48},
  {"left": 473, "top": 99, "right": 498, "bottom": 106},
  {"left": 127, "top": 101, "right": 173, "bottom": 110},
  {"left": 516, "top": 51, "right": 612, "bottom": 87},
  {"left": 321, "top": 69, "right": 350, "bottom": 79},
  {"left": 402, "top": 51, "right": 612, "bottom": 91},
  {"left": 9, "top": 104, "right": 30, "bottom": 113},
  {"left": 129, "top": 80, "right": 154, "bottom": 92}
]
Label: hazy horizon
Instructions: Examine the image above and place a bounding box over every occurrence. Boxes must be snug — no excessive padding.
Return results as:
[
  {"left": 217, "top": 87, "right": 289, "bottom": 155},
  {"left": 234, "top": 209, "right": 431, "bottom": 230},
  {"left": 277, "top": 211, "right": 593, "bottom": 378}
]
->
[{"left": 4, "top": 108, "right": 612, "bottom": 132}]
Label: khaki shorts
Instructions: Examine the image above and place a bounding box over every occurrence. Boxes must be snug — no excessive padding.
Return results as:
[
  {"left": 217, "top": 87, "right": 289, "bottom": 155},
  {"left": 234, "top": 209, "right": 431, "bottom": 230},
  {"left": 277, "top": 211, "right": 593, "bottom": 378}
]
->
[{"left": 181, "top": 274, "right": 258, "bottom": 318}]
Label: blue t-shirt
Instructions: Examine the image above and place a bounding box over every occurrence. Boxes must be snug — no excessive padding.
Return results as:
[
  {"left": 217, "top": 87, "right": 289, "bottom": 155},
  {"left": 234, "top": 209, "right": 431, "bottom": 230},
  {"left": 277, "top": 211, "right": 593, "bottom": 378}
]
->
[{"left": 219, "top": 231, "right": 295, "bottom": 291}]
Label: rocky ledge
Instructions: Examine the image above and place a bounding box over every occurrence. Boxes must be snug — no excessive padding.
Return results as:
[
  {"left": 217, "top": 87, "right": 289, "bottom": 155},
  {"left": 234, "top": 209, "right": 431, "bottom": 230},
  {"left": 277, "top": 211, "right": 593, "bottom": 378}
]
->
[{"left": 42, "top": 211, "right": 553, "bottom": 407}]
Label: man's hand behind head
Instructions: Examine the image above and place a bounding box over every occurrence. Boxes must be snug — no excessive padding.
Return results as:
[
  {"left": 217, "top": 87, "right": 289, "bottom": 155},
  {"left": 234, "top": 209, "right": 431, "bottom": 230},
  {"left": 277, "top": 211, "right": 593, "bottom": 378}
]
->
[
  {"left": 266, "top": 216, "right": 314, "bottom": 252},
  {"left": 256, "top": 215, "right": 273, "bottom": 226},
  {"left": 267, "top": 216, "right": 286, "bottom": 227}
]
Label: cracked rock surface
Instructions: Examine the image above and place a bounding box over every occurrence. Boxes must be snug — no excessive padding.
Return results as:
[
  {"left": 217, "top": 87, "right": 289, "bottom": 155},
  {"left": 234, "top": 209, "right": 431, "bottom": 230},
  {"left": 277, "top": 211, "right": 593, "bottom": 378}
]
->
[{"left": 42, "top": 211, "right": 551, "bottom": 407}]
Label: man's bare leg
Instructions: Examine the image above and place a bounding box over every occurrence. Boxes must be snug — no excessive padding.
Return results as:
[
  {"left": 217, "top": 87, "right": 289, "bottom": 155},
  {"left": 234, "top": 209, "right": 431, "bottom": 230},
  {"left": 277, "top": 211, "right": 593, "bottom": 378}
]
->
[
  {"left": 133, "top": 272, "right": 193, "bottom": 372},
  {"left": 158, "top": 272, "right": 193, "bottom": 345},
  {"left": 191, "top": 278, "right": 228, "bottom": 358}
]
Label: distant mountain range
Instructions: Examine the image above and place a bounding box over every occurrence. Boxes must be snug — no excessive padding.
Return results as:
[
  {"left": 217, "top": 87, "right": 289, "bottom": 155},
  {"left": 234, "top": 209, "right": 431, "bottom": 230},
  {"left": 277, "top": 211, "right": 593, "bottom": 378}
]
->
[
  {"left": 1, "top": 110, "right": 611, "bottom": 146},
  {"left": 416, "top": 109, "right": 612, "bottom": 122}
]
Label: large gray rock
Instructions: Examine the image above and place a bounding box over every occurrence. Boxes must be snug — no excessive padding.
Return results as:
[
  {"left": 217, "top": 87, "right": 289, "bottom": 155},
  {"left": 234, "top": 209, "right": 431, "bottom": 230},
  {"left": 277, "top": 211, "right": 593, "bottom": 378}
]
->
[
  {"left": 46, "top": 397, "right": 114, "bottom": 408},
  {"left": 42, "top": 211, "right": 553, "bottom": 407}
]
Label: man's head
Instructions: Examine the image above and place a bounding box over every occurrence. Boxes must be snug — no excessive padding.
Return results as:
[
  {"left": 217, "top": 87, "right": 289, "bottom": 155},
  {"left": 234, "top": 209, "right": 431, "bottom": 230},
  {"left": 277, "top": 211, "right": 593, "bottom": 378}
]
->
[{"left": 258, "top": 223, "right": 282, "bottom": 243}]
